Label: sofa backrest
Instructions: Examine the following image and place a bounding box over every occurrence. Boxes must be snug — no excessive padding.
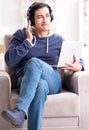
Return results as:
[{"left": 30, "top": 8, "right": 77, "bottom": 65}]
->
[{"left": 4, "top": 35, "right": 17, "bottom": 89}]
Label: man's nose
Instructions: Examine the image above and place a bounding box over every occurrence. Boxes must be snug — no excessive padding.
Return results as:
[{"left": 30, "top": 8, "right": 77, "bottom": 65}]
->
[{"left": 43, "top": 17, "right": 47, "bottom": 22}]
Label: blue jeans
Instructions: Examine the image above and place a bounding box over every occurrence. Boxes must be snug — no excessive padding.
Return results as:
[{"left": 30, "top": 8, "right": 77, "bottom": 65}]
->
[{"left": 16, "top": 57, "right": 62, "bottom": 130}]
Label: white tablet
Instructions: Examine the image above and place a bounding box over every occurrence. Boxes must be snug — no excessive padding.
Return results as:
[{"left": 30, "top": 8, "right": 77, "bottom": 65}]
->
[{"left": 57, "top": 41, "right": 83, "bottom": 67}]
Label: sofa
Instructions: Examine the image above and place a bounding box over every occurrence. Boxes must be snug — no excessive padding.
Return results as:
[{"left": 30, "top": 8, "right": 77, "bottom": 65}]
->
[{"left": 0, "top": 35, "right": 89, "bottom": 130}]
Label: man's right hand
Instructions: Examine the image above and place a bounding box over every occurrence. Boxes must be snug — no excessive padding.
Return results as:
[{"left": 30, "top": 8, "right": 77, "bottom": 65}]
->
[{"left": 25, "top": 20, "right": 33, "bottom": 42}]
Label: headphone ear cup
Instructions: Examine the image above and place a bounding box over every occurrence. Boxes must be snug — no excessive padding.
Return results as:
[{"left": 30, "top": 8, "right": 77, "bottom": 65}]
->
[
  {"left": 27, "top": 14, "right": 34, "bottom": 26},
  {"left": 50, "top": 13, "right": 54, "bottom": 21},
  {"left": 27, "top": 8, "right": 34, "bottom": 26},
  {"left": 29, "top": 17, "right": 34, "bottom": 26}
]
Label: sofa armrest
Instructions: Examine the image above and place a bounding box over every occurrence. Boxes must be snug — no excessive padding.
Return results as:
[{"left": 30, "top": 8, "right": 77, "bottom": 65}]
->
[
  {"left": 0, "top": 71, "right": 11, "bottom": 108},
  {"left": 64, "top": 71, "right": 85, "bottom": 94},
  {"left": 78, "top": 71, "right": 89, "bottom": 130},
  {"left": 0, "top": 71, "right": 11, "bottom": 130},
  {"left": 64, "top": 70, "right": 89, "bottom": 130}
]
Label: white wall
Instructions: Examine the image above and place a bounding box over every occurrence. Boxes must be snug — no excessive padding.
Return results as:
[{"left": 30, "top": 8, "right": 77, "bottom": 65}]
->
[
  {"left": 0, "top": 0, "right": 24, "bottom": 34},
  {"left": 55, "top": 0, "right": 83, "bottom": 41}
]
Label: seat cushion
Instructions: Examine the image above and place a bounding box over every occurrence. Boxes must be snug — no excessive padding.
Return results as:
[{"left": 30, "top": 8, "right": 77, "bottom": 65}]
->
[
  {"left": 44, "top": 90, "right": 79, "bottom": 117},
  {"left": 10, "top": 89, "right": 79, "bottom": 118}
]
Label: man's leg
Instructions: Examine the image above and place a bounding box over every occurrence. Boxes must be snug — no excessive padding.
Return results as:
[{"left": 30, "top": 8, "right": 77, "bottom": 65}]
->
[
  {"left": 28, "top": 79, "right": 49, "bottom": 130},
  {"left": 16, "top": 57, "right": 62, "bottom": 114}
]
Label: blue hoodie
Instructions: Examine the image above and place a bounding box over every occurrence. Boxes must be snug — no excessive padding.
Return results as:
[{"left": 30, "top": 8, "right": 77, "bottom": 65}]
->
[{"left": 5, "top": 28, "right": 84, "bottom": 78}]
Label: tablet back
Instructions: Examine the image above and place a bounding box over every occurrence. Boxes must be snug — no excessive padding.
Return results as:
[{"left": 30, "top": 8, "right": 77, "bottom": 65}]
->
[{"left": 57, "top": 41, "right": 83, "bottom": 67}]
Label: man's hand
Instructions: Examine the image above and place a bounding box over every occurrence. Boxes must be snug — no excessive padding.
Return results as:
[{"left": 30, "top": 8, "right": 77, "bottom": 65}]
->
[
  {"left": 25, "top": 20, "right": 33, "bottom": 42},
  {"left": 59, "top": 55, "right": 82, "bottom": 72}
]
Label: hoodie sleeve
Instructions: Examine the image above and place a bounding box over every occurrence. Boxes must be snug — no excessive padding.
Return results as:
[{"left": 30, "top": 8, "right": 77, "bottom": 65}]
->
[
  {"left": 5, "top": 29, "right": 33, "bottom": 67},
  {"left": 79, "top": 58, "right": 85, "bottom": 71}
]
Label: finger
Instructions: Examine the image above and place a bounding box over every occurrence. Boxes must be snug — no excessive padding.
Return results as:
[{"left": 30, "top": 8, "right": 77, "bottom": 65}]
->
[
  {"left": 73, "top": 55, "right": 78, "bottom": 63},
  {"left": 27, "top": 20, "right": 31, "bottom": 30},
  {"left": 59, "top": 65, "right": 70, "bottom": 70},
  {"left": 64, "top": 66, "right": 74, "bottom": 71},
  {"left": 60, "top": 66, "right": 72, "bottom": 70},
  {"left": 65, "top": 63, "right": 73, "bottom": 67}
]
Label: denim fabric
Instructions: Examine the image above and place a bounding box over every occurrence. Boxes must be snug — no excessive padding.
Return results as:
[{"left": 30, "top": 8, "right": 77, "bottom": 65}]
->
[{"left": 16, "top": 57, "right": 62, "bottom": 130}]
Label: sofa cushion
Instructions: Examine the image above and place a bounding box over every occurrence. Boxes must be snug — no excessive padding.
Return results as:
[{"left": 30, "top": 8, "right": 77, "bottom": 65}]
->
[
  {"left": 44, "top": 90, "right": 79, "bottom": 117},
  {"left": 10, "top": 89, "right": 79, "bottom": 118}
]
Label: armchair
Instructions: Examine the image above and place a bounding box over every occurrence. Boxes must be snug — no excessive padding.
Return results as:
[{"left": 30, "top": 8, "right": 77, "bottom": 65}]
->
[{"left": 0, "top": 35, "right": 89, "bottom": 130}]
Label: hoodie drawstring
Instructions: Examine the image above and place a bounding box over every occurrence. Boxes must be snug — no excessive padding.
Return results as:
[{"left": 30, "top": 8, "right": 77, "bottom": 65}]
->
[
  {"left": 46, "top": 37, "right": 48, "bottom": 53},
  {"left": 33, "top": 35, "right": 49, "bottom": 53}
]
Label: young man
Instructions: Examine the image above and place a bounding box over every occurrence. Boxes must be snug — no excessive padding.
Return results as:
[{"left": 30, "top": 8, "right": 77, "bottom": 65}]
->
[{"left": 1, "top": 2, "right": 84, "bottom": 130}]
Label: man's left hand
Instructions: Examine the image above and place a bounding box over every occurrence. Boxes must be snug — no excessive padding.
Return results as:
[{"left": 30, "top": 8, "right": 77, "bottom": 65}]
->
[{"left": 59, "top": 55, "right": 82, "bottom": 72}]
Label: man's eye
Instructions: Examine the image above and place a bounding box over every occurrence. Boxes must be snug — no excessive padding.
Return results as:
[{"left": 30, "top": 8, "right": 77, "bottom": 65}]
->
[{"left": 37, "top": 16, "right": 43, "bottom": 19}]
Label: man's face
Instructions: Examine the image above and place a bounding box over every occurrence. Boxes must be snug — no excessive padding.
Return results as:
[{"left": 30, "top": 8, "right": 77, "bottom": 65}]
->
[{"left": 34, "top": 7, "right": 51, "bottom": 31}]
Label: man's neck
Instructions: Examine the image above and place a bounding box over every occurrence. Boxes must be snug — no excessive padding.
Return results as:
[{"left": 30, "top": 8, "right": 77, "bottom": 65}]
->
[{"left": 33, "top": 29, "right": 50, "bottom": 37}]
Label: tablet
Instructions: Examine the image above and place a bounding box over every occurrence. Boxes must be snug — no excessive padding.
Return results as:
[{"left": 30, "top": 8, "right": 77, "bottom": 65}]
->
[{"left": 57, "top": 41, "right": 83, "bottom": 67}]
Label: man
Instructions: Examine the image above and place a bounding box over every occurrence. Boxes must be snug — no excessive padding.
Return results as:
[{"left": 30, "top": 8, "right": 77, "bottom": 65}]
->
[{"left": 1, "top": 2, "right": 84, "bottom": 130}]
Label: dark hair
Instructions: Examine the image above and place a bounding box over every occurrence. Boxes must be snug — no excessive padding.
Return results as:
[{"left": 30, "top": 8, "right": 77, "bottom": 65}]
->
[{"left": 27, "top": 2, "right": 54, "bottom": 26}]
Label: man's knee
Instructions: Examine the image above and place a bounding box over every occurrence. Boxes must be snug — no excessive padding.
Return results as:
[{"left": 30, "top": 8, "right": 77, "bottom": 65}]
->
[
  {"left": 37, "top": 79, "right": 49, "bottom": 95},
  {"left": 25, "top": 57, "right": 42, "bottom": 69}
]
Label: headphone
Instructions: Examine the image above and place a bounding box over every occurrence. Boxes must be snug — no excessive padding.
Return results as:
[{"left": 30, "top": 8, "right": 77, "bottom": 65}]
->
[{"left": 27, "top": 2, "right": 54, "bottom": 26}]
